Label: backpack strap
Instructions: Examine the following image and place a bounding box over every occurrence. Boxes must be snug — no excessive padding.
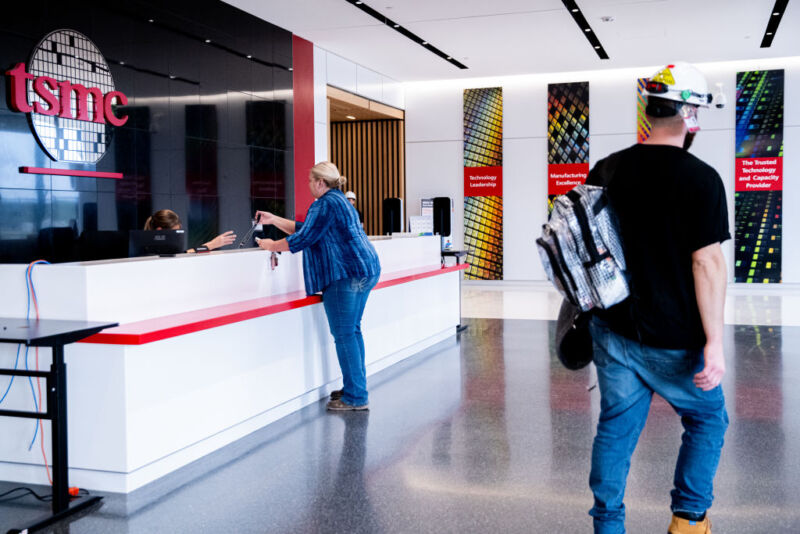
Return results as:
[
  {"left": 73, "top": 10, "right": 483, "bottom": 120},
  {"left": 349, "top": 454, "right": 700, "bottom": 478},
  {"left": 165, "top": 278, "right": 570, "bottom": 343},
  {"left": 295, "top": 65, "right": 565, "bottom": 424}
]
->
[{"left": 565, "top": 189, "right": 611, "bottom": 267}]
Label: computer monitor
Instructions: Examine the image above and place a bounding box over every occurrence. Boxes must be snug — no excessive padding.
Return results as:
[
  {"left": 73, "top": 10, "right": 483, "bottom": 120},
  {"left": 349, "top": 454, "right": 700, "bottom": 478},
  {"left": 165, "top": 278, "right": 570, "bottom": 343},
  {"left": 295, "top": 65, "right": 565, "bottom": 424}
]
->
[
  {"left": 79, "top": 230, "right": 128, "bottom": 261},
  {"left": 128, "top": 230, "right": 187, "bottom": 257}
]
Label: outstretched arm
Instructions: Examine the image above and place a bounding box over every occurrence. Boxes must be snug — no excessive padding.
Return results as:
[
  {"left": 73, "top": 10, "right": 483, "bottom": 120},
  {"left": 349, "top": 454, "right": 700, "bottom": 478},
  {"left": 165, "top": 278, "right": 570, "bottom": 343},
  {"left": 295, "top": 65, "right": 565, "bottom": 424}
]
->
[
  {"left": 255, "top": 211, "right": 297, "bottom": 234},
  {"left": 204, "top": 230, "right": 237, "bottom": 250}
]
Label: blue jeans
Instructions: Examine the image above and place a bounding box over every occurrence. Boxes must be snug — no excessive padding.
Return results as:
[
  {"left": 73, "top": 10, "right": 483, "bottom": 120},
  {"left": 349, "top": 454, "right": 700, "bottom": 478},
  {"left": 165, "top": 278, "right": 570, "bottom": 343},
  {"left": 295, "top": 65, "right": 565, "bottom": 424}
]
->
[
  {"left": 588, "top": 317, "right": 728, "bottom": 534},
  {"left": 322, "top": 274, "right": 380, "bottom": 406}
]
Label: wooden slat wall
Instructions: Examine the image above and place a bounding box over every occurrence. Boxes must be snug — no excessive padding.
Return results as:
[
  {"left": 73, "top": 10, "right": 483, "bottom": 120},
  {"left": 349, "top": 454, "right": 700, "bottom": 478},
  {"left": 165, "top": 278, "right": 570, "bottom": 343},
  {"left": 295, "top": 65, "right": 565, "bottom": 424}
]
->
[{"left": 329, "top": 119, "right": 405, "bottom": 236}]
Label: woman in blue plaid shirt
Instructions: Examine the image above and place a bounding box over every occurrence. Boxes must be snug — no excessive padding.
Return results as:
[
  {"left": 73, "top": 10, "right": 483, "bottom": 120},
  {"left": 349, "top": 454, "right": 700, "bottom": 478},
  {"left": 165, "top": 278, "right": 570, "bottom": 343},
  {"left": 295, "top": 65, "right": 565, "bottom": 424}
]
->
[{"left": 255, "top": 162, "right": 381, "bottom": 411}]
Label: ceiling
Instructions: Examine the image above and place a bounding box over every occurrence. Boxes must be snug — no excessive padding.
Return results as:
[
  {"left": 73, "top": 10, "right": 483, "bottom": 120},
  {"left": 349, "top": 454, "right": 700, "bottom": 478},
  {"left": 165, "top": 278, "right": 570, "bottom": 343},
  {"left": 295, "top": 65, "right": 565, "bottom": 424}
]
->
[{"left": 225, "top": 0, "right": 800, "bottom": 82}]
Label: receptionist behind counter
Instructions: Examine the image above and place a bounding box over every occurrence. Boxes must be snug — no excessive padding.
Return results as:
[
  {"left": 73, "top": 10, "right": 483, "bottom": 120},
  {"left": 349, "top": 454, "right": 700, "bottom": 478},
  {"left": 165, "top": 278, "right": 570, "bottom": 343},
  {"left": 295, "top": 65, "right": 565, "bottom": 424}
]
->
[{"left": 144, "top": 209, "right": 236, "bottom": 252}]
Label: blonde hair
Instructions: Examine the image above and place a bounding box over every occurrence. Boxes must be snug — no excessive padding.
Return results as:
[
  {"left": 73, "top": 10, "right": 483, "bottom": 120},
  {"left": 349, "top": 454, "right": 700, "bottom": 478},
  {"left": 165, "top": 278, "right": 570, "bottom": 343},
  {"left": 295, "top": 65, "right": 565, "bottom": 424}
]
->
[
  {"left": 144, "top": 209, "right": 181, "bottom": 230},
  {"left": 310, "top": 161, "right": 347, "bottom": 189}
]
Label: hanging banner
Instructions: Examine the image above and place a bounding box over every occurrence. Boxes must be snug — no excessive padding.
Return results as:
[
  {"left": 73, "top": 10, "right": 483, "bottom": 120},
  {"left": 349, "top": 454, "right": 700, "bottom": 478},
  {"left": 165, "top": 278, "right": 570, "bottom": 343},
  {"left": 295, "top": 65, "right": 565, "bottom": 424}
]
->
[
  {"left": 636, "top": 77, "right": 652, "bottom": 143},
  {"left": 548, "top": 82, "right": 589, "bottom": 211},
  {"left": 463, "top": 87, "right": 503, "bottom": 280},
  {"left": 734, "top": 70, "right": 784, "bottom": 283}
]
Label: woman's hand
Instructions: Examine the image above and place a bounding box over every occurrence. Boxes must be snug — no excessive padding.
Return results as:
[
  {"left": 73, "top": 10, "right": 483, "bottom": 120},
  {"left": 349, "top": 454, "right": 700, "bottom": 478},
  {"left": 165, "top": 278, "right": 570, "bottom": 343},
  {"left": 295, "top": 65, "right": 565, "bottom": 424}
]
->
[
  {"left": 254, "top": 210, "right": 276, "bottom": 226},
  {"left": 204, "top": 230, "right": 237, "bottom": 250},
  {"left": 256, "top": 237, "right": 276, "bottom": 251},
  {"left": 256, "top": 238, "right": 290, "bottom": 253}
]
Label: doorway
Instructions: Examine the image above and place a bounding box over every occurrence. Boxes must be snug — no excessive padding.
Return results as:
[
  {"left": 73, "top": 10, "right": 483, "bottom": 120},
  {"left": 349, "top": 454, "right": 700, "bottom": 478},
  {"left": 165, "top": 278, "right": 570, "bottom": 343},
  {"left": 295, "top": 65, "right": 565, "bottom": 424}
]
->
[{"left": 328, "top": 86, "right": 405, "bottom": 236}]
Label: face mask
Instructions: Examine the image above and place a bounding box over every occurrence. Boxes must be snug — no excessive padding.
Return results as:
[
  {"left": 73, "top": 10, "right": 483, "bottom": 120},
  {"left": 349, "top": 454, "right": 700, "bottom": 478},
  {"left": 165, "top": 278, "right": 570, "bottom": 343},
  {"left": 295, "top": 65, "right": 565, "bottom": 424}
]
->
[{"left": 679, "top": 104, "right": 700, "bottom": 133}]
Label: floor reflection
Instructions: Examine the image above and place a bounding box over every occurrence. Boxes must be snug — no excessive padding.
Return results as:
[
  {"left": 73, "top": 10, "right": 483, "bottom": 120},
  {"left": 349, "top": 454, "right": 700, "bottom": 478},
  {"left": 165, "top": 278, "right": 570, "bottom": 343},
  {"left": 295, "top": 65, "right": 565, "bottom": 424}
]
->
[
  {"left": 301, "top": 413, "right": 378, "bottom": 533},
  {"left": 2, "top": 319, "right": 799, "bottom": 533}
]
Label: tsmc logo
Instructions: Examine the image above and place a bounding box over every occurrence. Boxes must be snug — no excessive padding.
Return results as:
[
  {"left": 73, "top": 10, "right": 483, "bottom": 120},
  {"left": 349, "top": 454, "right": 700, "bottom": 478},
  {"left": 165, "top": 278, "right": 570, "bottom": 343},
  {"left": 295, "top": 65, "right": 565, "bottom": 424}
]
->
[
  {"left": 5, "top": 29, "right": 128, "bottom": 164},
  {"left": 7, "top": 63, "right": 128, "bottom": 126}
]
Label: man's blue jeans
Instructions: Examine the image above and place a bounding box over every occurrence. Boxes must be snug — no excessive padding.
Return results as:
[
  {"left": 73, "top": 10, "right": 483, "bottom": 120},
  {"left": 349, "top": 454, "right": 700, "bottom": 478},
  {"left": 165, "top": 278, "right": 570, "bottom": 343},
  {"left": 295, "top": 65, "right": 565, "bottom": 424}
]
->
[
  {"left": 588, "top": 317, "right": 728, "bottom": 534},
  {"left": 322, "top": 274, "right": 380, "bottom": 406}
]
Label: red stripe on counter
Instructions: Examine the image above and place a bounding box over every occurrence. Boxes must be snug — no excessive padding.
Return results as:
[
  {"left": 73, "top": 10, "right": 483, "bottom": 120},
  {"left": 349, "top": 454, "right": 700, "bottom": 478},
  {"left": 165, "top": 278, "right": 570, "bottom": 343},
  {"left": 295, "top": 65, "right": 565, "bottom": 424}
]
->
[
  {"left": 81, "top": 264, "right": 467, "bottom": 345},
  {"left": 20, "top": 167, "right": 123, "bottom": 179},
  {"left": 374, "top": 263, "right": 467, "bottom": 290}
]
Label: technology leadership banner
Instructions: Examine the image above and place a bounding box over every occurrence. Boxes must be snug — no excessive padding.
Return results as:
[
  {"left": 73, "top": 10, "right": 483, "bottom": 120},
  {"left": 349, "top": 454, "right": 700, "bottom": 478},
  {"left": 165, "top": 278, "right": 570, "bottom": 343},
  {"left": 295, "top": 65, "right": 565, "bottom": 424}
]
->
[
  {"left": 734, "top": 69, "right": 784, "bottom": 284},
  {"left": 548, "top": 82, "right": 589, "bottom": 211},
  {"left": 463, "top": 87, "right": 503, "bottom": 280}
]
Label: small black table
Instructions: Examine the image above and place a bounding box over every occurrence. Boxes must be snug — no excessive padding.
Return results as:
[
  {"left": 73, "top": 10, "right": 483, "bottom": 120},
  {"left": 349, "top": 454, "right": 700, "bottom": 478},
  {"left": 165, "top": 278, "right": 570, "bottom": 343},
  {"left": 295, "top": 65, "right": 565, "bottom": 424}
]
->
[
  {"left": 441, "top": 250, "right": 471, "bottom": 333},
  {"left": 0, "top": 318, "right": 117, "bottom": 534}
]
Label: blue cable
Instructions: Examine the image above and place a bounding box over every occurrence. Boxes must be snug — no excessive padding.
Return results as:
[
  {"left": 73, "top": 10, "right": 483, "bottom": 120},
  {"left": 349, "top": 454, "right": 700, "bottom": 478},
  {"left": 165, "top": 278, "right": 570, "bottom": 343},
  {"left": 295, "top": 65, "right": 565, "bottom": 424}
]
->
[
  {"left": 24, "top": 344, "right": 39, "bottom": 451},
  {"left": 0, "top": 344, "right": 22, "bottom": 405}
]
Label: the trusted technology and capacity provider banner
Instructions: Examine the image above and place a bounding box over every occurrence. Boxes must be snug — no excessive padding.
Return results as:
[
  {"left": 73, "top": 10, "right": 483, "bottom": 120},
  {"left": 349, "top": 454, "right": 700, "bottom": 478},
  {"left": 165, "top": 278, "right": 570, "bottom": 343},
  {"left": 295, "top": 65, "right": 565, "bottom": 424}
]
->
[
  {"left": 548, "top": 82, "right": 590, "bottom": 211},
  {"left": 734, "top": 70, "right": 784, "bottom": 284},
  {"left": 463, "top": 87, "right": 503, "bottom": 280}
]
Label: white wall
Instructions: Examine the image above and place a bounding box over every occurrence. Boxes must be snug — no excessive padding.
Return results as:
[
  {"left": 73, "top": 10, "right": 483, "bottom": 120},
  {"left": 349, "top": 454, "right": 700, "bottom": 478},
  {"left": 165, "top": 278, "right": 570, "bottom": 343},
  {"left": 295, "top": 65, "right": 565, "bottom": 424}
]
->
[
  {"left": 312, "top": 46, "right": 405, "bottom": 163},
  {"left": 404, "top": 57, "right": 800, "bottom": 283}
]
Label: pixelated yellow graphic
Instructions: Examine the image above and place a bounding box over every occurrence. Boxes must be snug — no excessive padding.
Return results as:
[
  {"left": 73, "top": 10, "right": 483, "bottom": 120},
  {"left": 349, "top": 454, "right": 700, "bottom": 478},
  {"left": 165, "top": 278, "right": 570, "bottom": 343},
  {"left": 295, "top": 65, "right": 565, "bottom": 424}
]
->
[{"left": 464, "top": 87, "right": 503, "bottom": 280}]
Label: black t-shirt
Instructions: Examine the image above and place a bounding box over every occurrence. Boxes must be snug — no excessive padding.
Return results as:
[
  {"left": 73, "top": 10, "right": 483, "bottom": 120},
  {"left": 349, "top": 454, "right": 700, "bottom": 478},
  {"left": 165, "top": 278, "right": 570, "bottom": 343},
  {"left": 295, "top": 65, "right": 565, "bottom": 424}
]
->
[{"left": 586, "top": 144, "right": 730, "bottom": 350}]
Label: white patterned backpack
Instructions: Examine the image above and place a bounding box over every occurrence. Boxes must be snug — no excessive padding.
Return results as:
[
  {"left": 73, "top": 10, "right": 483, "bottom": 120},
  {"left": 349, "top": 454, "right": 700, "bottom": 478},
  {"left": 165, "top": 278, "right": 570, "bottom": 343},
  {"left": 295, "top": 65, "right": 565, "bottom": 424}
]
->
[{"left": 536, "top": 183, "right": 629, "bottom": 312}]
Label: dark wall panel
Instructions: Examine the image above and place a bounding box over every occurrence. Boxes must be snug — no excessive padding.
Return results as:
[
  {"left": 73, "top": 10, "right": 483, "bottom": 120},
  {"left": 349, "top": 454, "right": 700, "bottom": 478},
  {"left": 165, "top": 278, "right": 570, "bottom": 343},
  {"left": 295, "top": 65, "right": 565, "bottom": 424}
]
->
[{"left": 0, "top": 0, "right": 294, "bottom": 263}]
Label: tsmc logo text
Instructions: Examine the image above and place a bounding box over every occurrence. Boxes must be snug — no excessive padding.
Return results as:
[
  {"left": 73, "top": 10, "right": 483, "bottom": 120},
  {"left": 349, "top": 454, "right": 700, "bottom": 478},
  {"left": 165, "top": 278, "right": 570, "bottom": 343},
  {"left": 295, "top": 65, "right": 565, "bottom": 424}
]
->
[{"left": 6, "top": 63, "right": 128, "bottom": 126}]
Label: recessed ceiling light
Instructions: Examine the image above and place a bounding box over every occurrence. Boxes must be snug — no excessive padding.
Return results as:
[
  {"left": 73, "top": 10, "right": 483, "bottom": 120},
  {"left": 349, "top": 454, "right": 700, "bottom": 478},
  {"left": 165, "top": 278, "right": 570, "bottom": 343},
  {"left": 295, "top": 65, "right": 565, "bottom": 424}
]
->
[
  {"left": 246, "top": 55, "right": 252, "bottom": 59},
  {"left": 148, "top": 18, "right": 154, "bottom": 23},
  {"left": 204, "top": 39, "right": 211, "bottom": 43},
  {"left": 347, "top": 0, "right": 465, "bottom": 69},
  {"left": 447, "top": 56, "right": 452, "bottom": 60},
  {"left": 119, "top": 61, "right": 125, "bottom": 65},
  {"left": 594, "top": 45, "right": 601, "bottom": 49},
  {"left": 571, "top": 8, "right": 579, "bottom": 12},
  {"left": 346, "top": 115, "right": 356, "bottom": 120},
  {"left": 288, "top": 67, "right": 294, "bottom": 71},
  {"left": 169, "top": 75, "right": 176, "bottom": 79},
  {"left": 773, "top": 11, "right": 780, "bottom": 15},
  {"left": 767, "top": 32, "right": 774, "bottom": 35},
  {"left": 584, "top": 28, "right": 591, "bottom": 32}
]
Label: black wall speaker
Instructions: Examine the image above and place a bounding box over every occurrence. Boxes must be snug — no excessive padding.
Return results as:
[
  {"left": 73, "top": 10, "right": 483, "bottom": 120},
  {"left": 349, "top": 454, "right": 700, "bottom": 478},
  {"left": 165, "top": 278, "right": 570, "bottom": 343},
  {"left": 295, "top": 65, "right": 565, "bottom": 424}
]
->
[
  {"left": 433, "top": 197, "right": 451, "bottom": 236},
  {"left": 382, "top": 198, "right": 402, "bottom": 235}
]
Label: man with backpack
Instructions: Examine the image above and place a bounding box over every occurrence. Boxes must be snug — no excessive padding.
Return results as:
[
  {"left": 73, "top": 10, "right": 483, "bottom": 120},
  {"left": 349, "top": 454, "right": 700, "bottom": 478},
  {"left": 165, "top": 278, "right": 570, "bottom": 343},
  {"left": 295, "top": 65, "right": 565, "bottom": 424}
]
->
[{"left": 584, "top": 63, "right": 729, "bottom": 534}]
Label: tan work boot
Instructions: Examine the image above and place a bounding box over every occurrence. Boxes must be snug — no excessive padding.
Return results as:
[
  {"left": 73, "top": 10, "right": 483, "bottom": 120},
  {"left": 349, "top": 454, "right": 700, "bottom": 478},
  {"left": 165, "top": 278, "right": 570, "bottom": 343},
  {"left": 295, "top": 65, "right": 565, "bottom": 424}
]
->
[{"left": 668, "top": 514, "right": 711, "bottom": 534}]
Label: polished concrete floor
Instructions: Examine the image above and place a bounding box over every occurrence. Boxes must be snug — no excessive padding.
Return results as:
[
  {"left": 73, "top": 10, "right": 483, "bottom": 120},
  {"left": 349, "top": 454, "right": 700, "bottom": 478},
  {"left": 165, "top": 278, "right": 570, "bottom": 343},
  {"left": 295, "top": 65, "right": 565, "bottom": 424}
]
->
[{"left": 2, "top": 317, "right": 799, "bottom": 533}]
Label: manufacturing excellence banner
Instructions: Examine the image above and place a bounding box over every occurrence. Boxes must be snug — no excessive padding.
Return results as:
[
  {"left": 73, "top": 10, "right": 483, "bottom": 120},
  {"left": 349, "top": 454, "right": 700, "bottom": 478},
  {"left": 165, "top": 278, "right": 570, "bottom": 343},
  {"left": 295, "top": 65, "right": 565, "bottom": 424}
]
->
[
  {"left": 734, "top": 69, "right": 784, "bottom": 284},
  {"left": 548, "top": 82, "right": 589, "bottom": 211},
  {"left": 463, "top": 87, "right": 503, "bottom": 280},
  {"left": 636, "top": 77, "right": 652, "bottom": 143}
]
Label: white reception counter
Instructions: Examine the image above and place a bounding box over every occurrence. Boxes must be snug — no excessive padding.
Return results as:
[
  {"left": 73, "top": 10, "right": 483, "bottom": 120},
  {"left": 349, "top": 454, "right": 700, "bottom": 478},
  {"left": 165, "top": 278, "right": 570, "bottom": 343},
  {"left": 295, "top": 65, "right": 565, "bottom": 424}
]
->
[{"left": 0, "top": 235, "right": 463, "bottom": 493}]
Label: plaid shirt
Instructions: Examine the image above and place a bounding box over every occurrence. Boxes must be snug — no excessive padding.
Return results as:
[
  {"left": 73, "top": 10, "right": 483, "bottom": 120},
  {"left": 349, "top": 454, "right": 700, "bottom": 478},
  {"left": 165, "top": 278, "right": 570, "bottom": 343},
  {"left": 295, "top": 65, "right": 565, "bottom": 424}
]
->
[{"left": 287, "top": 189, "right": 381, "bottom": 295}]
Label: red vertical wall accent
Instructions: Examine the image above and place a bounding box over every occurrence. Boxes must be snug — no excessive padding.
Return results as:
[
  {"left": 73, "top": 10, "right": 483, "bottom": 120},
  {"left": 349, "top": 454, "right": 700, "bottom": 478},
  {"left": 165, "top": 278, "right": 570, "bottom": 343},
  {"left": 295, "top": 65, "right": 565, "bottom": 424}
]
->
[{"left": 292, "top": 35, "right": 315, "bottom": 222}]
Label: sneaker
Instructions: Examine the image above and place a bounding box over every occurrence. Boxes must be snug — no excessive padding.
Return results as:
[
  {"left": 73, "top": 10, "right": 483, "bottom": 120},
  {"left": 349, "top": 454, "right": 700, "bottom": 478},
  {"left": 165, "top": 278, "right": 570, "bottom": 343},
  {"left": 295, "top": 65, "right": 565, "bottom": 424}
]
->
[
  {"left": 668, "top": 514, "right": 711, "bottom": 534},
  {"left": 330, "top": 389, "right": 344, "bottom": 400},
  {"left": 326, "top": 398, "right": 369, "bottom": 411}
]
